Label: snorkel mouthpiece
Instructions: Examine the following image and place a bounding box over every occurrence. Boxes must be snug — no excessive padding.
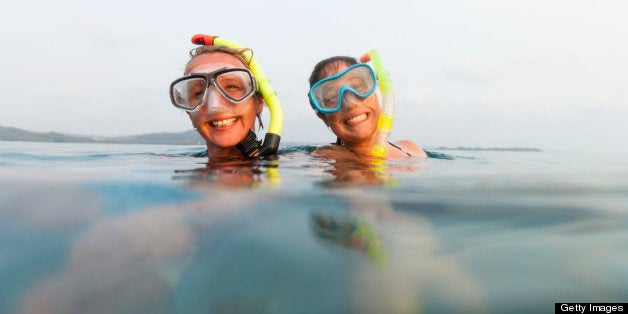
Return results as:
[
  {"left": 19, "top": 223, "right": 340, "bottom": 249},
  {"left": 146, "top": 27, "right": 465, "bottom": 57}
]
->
[
  {"left": 192, "top": 34, "right": 284, "bottom": 158},
  {"left": 360, "top": 50, "right": 395, "bottom": 158},
  {"left": 236, "top": 130, "right": 261, "bottom": 157}
]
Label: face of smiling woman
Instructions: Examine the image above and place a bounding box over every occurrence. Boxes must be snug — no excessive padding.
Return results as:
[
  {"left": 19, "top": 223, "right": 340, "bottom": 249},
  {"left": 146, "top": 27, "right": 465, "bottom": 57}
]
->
[
  {"left": 185, "top": 53, "right": 263, "bottom": 157},
  {"left": 318, "top": 61, "right": 381, "bottom": 150}
]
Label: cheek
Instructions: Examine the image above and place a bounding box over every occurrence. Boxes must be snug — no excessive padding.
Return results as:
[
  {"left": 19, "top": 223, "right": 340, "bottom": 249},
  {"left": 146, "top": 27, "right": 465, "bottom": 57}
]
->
[
  {"left": 326, "top": 114, "right": 344, "bottom": 130},
  {"left": 239, "top": 103, "right": 259, "bottom": 125},
  {"left": 187, "top": 111, "right": 203, "bottom": 125},
  {"left": 367, "top": 95, "right": 380, "bottom": 109}
]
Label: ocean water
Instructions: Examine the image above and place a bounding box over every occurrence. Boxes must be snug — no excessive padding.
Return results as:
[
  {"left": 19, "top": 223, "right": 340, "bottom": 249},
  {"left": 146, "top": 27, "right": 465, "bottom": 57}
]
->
[{"left": 0, "top": 141, "right": 626, "bottom": 314}]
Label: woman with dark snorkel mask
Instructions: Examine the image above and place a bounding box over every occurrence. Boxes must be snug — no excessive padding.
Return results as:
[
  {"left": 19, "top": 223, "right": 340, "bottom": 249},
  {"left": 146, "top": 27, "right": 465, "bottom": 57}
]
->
[
  {"left": 308, "top": 55, "right": 427, "bottom": 159},
  {"left": 170, "top": 35, "right": 282, "bottom": 159}
]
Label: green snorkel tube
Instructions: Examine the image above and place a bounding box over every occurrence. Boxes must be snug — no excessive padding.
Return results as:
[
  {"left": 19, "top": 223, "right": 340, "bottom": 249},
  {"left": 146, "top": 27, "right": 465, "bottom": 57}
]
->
[
  {"left": 360, "top": 50, "right": 394, "bottom": 158},
  {"left": 191, "top": 34, "right": 284, "bottom": 157}
]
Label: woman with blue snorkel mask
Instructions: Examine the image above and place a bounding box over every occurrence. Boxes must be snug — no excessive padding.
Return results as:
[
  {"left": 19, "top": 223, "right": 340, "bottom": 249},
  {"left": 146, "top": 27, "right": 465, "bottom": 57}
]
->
[{"left": 309, "top": 56, "right": 427, "bottom": 158}]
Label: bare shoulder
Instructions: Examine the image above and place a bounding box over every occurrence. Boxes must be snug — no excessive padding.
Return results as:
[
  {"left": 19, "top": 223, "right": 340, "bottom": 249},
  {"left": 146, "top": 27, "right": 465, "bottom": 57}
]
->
[
  {"left": 313, "top": 145, "right": 357, "bottom": 160},
  {"left": 394, "top": 140, "right": 428, "bottom": 158}
]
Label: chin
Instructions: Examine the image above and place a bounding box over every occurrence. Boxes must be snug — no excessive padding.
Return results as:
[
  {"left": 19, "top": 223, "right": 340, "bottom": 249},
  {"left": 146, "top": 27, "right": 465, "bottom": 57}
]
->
[
  {"left": 214, "top": 131, "right": 251, "bottom": 148},
  {"left": 206, "top": 136, "right": 236, "bottom": 148}
]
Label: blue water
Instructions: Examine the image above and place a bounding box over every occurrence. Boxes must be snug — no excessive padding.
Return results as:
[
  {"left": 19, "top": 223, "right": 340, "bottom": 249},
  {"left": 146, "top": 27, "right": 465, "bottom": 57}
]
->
[{"left": 1, "top": 141, "right": 627, "bottom": 313}]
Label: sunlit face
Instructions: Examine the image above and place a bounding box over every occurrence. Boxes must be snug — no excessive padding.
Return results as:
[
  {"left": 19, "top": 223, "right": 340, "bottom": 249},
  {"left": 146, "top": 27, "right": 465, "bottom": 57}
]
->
[
  {"left": 185, "top": 53, "right": 263, "bottom": 156},
  {"left": 318, "top": 62, "right": 381, "bottom": 147}
]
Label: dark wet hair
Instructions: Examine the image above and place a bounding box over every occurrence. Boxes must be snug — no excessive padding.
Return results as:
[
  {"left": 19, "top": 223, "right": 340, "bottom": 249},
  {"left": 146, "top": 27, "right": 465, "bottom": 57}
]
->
[{"left": 308, "top": 56, "right": 358, "bottom": 87}]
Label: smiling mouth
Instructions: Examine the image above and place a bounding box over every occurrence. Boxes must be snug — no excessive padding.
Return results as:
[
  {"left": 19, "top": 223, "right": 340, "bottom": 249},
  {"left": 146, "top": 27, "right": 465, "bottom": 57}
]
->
[
  {"left": 345, "top": 113, "right": 367, "bottom": 125},
  {"left": 210, "top": 117, "right": 237, "bottom": 128}
]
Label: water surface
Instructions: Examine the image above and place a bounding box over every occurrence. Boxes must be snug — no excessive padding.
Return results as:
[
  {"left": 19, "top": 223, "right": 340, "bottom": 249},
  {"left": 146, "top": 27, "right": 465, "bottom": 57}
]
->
[{"left": 1, "top": 141, "right": 626, "bottom": 313}]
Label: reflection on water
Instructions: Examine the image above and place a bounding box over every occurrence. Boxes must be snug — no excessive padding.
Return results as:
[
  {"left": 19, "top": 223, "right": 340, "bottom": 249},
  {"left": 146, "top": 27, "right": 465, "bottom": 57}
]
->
[
  {"left": 311, "top": 213, "right": 387, "bottom": 266},
  {"left": 1, "top": 142, "right": 627, "bottom": 313},
  {"left": 172, "top": 157, "right": 280, "bottom": 190},
  {"left": 313, "top": 152, "right": 423, "bottom": 189}
]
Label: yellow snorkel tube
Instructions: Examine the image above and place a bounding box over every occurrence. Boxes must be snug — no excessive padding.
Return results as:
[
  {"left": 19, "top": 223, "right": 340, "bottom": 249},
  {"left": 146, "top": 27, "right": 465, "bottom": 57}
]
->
[
  {"left": 191, "top": 34, "right": 284, "bottom": 157},
  {"left": 360, "top": 50, "right": 394, "bottom": 158}
]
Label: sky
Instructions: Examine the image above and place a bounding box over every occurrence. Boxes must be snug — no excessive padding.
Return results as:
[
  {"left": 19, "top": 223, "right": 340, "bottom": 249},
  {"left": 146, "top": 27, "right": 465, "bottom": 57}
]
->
[{"left": 1, "top": 0, "right": 627, "bottom": 151}]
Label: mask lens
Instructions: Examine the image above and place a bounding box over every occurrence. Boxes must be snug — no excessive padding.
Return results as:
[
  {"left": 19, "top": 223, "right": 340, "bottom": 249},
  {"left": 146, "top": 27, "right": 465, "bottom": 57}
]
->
[
  {"left": 215, "top": 70, "right": 255, "bottom": 102},
  {"left": 344, "top": 66, "right": 375, "bottom": 94},
  {"left": 312, "top": 83, "right": 339, "bottom": 110},
  {"left": 310, "top": 64, "right": 376, "bottom": 112},
  {"left": 171, "top": 77, "right": 207, "bottom": 110}
]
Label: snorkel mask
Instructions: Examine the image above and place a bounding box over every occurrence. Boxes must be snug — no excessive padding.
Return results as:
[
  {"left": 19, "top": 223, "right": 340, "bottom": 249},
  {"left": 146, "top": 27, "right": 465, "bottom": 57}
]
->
[
  {"left": 170, "top": 68, "right": 258, "bottom": 111},
  {"left": 309, "top": 63, "right": 378, "bottom": 114},
  {"left": 172, "top": 34, "right": 284, "bottom": 158}
]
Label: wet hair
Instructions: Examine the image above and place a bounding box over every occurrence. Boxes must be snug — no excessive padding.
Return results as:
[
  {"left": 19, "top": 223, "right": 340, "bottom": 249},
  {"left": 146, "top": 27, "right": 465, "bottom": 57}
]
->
[
  {"left": 185, "top": 45, "right": 252, "bottom": 74},
  {"left": 308, "top": 56, "right": 358, "bottom": 87}
]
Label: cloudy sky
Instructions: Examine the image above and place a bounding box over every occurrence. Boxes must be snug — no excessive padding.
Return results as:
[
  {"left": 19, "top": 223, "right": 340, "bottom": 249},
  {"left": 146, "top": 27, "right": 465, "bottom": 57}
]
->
[{"left": 1, "top": 0, "right": 626, "bottom": 151}]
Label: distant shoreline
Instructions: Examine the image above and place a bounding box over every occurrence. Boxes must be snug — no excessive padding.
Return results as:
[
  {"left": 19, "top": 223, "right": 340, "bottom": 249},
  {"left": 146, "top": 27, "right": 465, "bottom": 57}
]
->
[
  {"left": 427, "top": 146, "right": 542, "bottom": 152},
  {"left": 1, "top": 125, "right": 542, "bottom": 151},
  {"left": 0, "top": 125, "right": 203, "bottom": 145}
]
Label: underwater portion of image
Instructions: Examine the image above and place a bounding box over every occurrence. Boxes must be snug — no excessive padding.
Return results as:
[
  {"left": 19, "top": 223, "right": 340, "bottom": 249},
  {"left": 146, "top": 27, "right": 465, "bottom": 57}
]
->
[{"left": 1, "top": 141, "right": 627, "bottom": 314}]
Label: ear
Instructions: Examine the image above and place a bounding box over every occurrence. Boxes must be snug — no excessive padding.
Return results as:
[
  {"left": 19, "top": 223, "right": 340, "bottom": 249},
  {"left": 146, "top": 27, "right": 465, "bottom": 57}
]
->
[{"left": 255, "top": 95, "right": 264, "bottom": 115}]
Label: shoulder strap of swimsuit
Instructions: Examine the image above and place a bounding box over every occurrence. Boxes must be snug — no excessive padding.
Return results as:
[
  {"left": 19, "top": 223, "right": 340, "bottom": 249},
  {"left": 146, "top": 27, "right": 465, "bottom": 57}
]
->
[
  {"left": 388, "top": 141, "right": 413, "bottom": 156},
  {"left": 334, "top": 139, "right": 413, "bottom": 156}
]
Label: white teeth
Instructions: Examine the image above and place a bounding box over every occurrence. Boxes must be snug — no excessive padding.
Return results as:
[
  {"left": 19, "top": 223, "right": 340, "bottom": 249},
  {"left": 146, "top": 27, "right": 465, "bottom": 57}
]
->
[
  {"left": 346, "top": 113, "right": 367, "bottom": 125},
  {"left": 211, "top": 118, "right": 236, "bottom": 127}
]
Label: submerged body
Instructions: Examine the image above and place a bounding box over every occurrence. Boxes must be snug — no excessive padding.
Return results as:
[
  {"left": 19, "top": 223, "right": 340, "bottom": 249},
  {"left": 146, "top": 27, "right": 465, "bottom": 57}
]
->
[
  {"left": 3, "top": 142, "right": 627, "bottom": 314},
  {"left": 315, "top": 140, "right": 424, "bottom": 160}
]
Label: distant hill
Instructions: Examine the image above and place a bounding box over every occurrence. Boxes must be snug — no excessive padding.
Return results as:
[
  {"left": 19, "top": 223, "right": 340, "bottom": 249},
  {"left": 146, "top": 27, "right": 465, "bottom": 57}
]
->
[{"left": 0, "top": 126, "right": 203, "bottom": 145}]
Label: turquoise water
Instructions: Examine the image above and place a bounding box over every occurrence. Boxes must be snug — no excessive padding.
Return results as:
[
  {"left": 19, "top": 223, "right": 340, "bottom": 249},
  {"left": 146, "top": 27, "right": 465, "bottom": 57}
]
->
[{"left": 1, "top": 141, "right": 627, "bottom": 313}]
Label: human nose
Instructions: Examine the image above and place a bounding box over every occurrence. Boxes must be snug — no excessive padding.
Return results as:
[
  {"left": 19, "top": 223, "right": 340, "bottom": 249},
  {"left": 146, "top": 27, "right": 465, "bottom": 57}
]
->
[
  {"left": 341, "top": 91, "right": 362, "bottom": 109},
  {"left": 200, "top": 85, "right": 231, "bottom": 112}
]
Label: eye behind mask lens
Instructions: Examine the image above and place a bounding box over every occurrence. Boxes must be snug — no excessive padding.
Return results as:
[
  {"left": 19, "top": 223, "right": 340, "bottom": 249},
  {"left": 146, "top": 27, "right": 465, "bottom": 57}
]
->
[
  {"left": 216, "top": 72, "right": 254, "bottom": 101},
  {"left": 173, "top": 77, "right": 207, "bottom": 110}
]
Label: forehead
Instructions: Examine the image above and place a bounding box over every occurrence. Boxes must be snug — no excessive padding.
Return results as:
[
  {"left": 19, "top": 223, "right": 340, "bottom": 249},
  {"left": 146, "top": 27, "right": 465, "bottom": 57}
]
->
[
  {"left": 319, "top": 61, "right": 352, "bottom": 80},
  {"left": 186, "top": 52, "right": 247, "bottom": 74}
]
